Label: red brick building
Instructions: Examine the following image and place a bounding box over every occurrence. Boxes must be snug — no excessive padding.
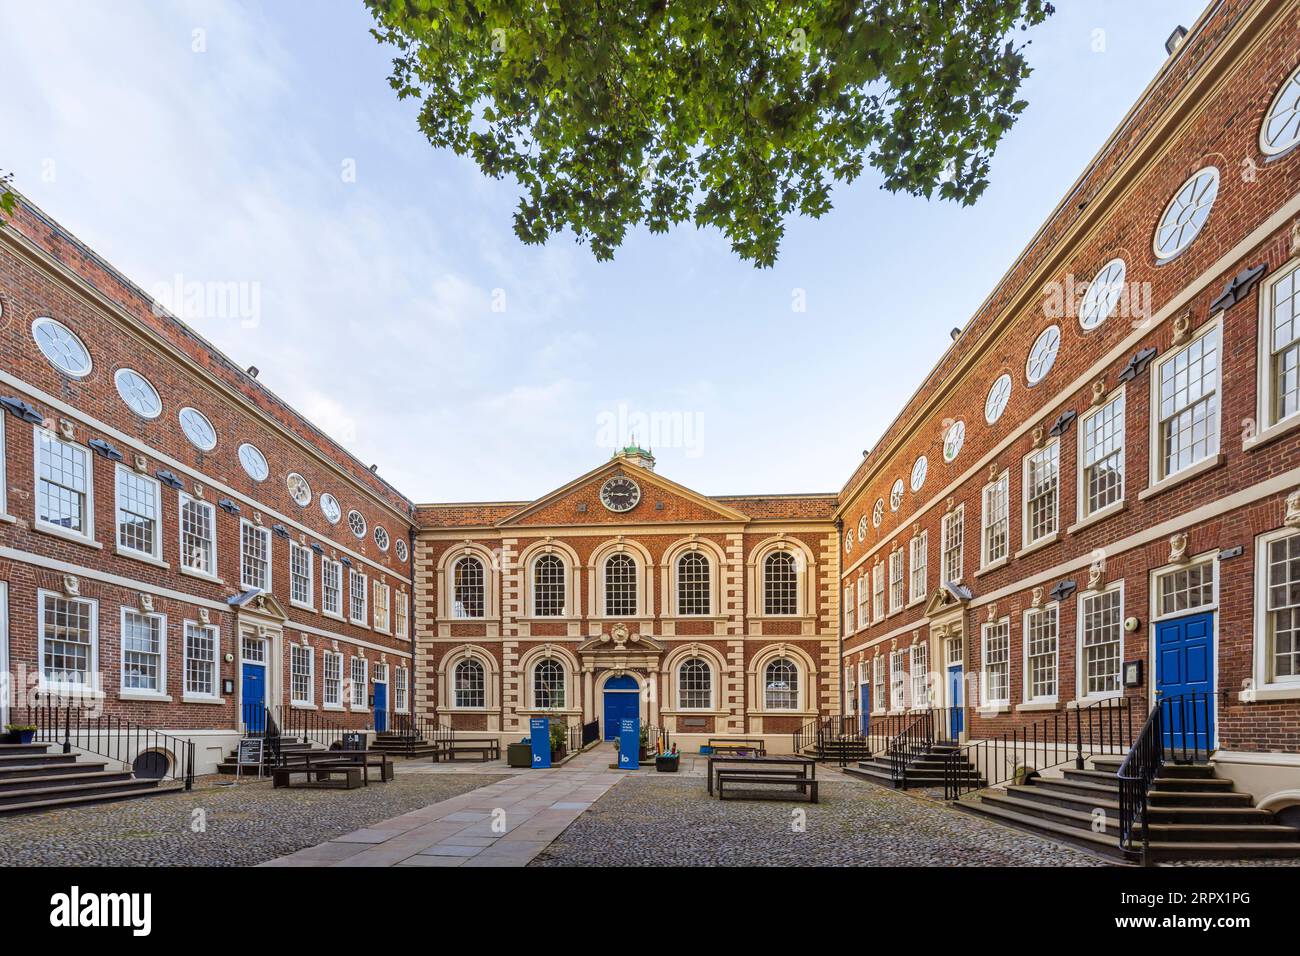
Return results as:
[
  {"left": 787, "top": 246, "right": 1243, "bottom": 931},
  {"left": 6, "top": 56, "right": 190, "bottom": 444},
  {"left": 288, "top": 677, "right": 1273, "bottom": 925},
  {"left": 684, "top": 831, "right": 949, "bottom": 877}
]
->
[{"left": 838, "top": 0, "right": 1300, "bottom": 810}]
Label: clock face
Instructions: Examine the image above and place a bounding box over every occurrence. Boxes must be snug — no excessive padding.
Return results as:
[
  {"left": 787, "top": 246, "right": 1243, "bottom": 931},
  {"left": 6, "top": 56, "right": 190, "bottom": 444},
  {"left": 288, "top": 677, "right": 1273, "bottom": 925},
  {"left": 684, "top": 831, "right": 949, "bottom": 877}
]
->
[{"left": 599, "top": 476, "right": 642, "bottom": 513}]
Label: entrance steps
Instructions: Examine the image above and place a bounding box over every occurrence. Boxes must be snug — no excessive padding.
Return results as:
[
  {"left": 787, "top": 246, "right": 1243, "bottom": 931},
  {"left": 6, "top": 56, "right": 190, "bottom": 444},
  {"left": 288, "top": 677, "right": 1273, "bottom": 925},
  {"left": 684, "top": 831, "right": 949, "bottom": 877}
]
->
[
  {"left": 843, "top": 742, "right": 983, "bottom": 789},
  {"left": 370, "top": 732, "right": 447, "bottom": 759},
  {"left": 958, "top": 757, "right": 1300, "bottom": 862},
  {"left": 216, "top": 737, "right": 317, "bottom": 775},
  {"left": 0, "top": 743, "right": 165, "bottom": 816}
]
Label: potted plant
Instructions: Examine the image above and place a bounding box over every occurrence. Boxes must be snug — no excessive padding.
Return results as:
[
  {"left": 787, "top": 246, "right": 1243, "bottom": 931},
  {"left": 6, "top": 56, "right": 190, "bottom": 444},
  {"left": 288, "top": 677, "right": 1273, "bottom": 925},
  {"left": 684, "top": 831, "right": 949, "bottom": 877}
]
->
[
  {"left": 655, "top": 745, "right": 679, "bottom": 773},
  {"left": 638, "top": 724, "right": 651, "bottom": 761},
  {"left": 549, "top": 721, "right": 567, "bottom": 761},
  {"left": 4, "top": 724, "right": 36, "bottom": 745}
]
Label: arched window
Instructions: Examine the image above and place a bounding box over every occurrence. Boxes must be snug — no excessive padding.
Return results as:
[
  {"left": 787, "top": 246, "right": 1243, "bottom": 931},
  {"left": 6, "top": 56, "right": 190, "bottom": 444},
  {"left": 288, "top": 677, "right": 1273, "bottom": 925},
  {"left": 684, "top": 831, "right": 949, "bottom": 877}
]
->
[
  {"left": 533, "top": 658, "right": 566, "bottom": 709},
  {"left": 453, "top": 556, "right": 484, "bottom": 619},
  {"left": 453, "top": 659, "right": 484, "bottom": 708},
  {"left": 763, "top": 551, "right": 798, "bottom": 615},
  {"left": 533, "top": 554, "right": 566, "bottom": 616},
  {"left": 764, "top": 658, "right": 799, "bottom": 710},
  {"left": 604, "top": 553, "right": 637, "bottom": 616},
  {"left": 678, "top": 657, "right": 712, "bottom": 710},
  {"left": 677, "top": 551, "right": 711, "bottom": 615}
]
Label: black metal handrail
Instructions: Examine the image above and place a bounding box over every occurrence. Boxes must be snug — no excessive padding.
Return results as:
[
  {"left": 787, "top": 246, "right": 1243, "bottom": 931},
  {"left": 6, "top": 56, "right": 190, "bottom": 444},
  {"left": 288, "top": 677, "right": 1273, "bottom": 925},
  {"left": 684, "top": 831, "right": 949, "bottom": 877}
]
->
[
  {"left": 581, "top": 717, "right": 600, "bottom": 748},
  {"left": 27, "top": 703, "right": 195, "bottom": 790},
  {"left": 277, "top": 705, "right": 355, "bottom": 754},
  {"left": 942, "top": 696, "right": 1133, "bottom": 801},
  {"left": 389, "top": 712, "right": 448, "bottom": 757},
  {"left": 792, "top": 717, "right": 824, "bottom": 755},
  {"left": 888, "top": 709, "right": 934, "bottom": 787},
  {"left": 1118, "top": 692, "right": 1216, "bottom": 864}
]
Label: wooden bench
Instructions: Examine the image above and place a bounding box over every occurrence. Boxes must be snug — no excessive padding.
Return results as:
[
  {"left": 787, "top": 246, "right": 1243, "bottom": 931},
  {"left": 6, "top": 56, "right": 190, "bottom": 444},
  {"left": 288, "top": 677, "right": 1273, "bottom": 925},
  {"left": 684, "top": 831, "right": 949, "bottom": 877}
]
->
[
  {"left": 706, "top": 737, "right": 767, "bottom": 756},
  {"left": 273, "top": 761, "right": 364, "bottom": 790},
  {"left": 707, "top": 754, "right": 815, "bottom": 795},
  {"left": 717, "top": 771, "right": 818, "bottom": 803},
  {"left": 277, "top": 749, "right": 393, "bottom": 785},
  {"left": 444, "top": 738, "right": 501, "bottom": 762}
]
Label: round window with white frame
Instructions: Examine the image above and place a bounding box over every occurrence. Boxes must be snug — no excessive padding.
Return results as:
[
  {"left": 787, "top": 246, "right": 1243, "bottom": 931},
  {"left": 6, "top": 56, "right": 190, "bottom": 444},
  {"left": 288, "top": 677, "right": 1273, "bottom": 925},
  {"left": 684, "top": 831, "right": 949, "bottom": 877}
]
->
[
  {"left": 286, "top": 473, "right": 311, "bottom": 507},
  {"left": 943, "top": 420, "right": 965, "bottom": 462},
  {"left": 1078, "top": 258, "right": 1126, "bottom": 330},
  {"left": 984, "top": 373, "right": 1012, "bottom": 423},
  {"left": 347, "top": 510, "right": 367, "bottom": 539},
  {"left": 238, "top": 443, "right": 269, "bottom": 482},
  {"left": 889, "top": 478, "right": 904, "bottom": 511},
  {"left": 374, "top": 526, "right": 390, "bottom": 552},
  {"left": 114, "top": 368, "right": 162, "bottom": 419},
  {"left": 910, "top": 455, "right": 928, "bottom": 492},
  {"left": 32, "top": 317, "right": 93, "bottom": 379},
  {"left": 1153, "top": 167, "right": 1219, "bottom": 261},
  {"left": 843, "top": 530, "right": 853, "bottom": 555},
  {"left": 395, "top": 538, "right": 408, "bottom": 563},
  {"left": 178, "top": 406, "right": 217, "bottom": 451},
  {"left": 872, "top": 498, "right": 884, "bottom": 528},
  {"left": 320, "top": 493, "right": 341, "bottom": 524},
  {"left": 1025, "top": 325, "right": 1060, "bottom": 385},
  {"left": 857, "top": 515, "right": 868, "bottom": 542},
  {"left": 1260, "top": 64, "right": 1300, "bottom": 157}
]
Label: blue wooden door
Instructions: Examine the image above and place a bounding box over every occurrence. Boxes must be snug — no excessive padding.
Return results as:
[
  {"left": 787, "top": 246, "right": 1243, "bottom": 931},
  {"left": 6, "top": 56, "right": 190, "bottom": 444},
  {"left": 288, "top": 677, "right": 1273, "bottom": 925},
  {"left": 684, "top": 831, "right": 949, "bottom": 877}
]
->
[
  {"left": 1155, "top": 612, "right": 1214, "bottom": 753},
  {"left": 242, "top": 663, "right": 266, "bottom": 733},
  {"left": 859, "top": 684, "right": 870, "bottom": 736},
  {"left": 373, "top": 682, "right": 387, "bottom": 731},
  {"left": 603, "top": 675, "right": 639, "bottom": 740},
  {"left": 947, "top": 665, "right": 964, "bottom": 740}
]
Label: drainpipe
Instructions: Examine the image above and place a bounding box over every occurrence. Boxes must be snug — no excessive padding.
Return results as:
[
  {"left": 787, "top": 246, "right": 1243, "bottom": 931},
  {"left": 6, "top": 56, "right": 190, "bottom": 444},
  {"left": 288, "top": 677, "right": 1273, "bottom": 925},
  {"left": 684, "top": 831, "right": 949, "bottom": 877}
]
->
[
  {"left": 407, "top": 521, "right": 417, "bottom": 729},
  {"left": 834, "top": 517, "right": 844, "bottom": 727}
]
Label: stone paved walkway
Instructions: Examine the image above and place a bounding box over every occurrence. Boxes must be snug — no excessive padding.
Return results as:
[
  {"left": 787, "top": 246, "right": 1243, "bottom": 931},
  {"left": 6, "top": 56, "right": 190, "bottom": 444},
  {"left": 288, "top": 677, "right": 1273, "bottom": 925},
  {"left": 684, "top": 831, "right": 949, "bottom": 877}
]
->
[{"left": 261, "top": 747, "right": 624, "bottom": 867}]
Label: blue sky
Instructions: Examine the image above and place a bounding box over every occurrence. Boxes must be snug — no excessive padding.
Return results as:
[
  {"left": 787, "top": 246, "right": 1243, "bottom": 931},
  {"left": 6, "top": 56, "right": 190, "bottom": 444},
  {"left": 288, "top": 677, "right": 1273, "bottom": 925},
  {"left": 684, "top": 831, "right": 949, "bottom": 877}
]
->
[{"left": 0, "top": 0, "right": 1208, "bottom": 502}]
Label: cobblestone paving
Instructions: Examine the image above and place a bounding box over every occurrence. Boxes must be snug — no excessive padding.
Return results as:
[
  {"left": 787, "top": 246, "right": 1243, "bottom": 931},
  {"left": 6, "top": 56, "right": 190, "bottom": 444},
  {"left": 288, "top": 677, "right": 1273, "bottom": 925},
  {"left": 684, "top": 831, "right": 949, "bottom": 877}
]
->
[
  {"left": 0, "top": 772, "right": 506, "bottom": 867},
  {"left": 531, "top": 776, "right": 1113, "bottom": 867}
]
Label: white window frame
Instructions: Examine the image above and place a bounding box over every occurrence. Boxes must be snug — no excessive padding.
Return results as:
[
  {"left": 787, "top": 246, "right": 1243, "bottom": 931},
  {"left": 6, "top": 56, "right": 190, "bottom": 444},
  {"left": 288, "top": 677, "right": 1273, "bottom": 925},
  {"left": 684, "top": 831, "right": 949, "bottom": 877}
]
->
[
  {"left": 888, "top": 549, "right": 904, "bottom": 614},
  {"left": 239, "top": 519, "right": 272, "bottom": 593},
  {"left": 182, "top": 620, "right": 221, "bottom": 702},
  {"left": 373, "top": 579, "right": 391, "bottom": 634},
  {"left": 1149, "top": 317, "right": 1222, "bottom": 486},
  {"left": 395, "top": 591, "right": 409, "bottom": 639},
  {"left": 394, "top": 665, "right": 409, "bottom": 714},
  {"left": 980, "top": 470, "right": 1010, "bottom": 570},
  {"left": 1022, "top": 604, "right": 1059, "bottom": 704},
  {"left": 1251, "top": 258, "right": 1300, "bottom": 448},
  {"left": 909, "top": 531, "right": 928, "bottom": 604},
  {"left": 872, "top": 563, "right": 885, "bottom": 621},
  {"left": 843, "top": 583, "right": 854, "bottom": 633},
  {"left": 290, "top": 643, "right": 315, "bottom": 707},
  {"left": 1251, "top": 528, "right": 1300, "bottom": 698},
  {"left": 0, "top": 410, "right": 6, "bottom": 518},
  {"left": 289, "top": 541, "right": 314, "bottom": 610},
  {"left": 762, "top": 551, "right": 801, "bottom": 617},
  {"left": 119, "top": 607, "right": 167, "bottom": 698},
  {"left": 909, "top": 641, "right": 929, "bottom": 709},
  {"left": 33, "top": 426, "right": 95, "bottom": 544},
  {"left": 321, "top": 558, "right": 343, "bottom": 620},
  {"left": 322, "top": 649, "right": 344, "bottom": 710},
  {"left": 872, "top": 655, "right": 885, "bottom": 715},
  {"left": 1151, "top": 555, "right": 1219, "bottom": 623},
  {"left": 113, "top": 465, "right": 162, "bottom": 562},
  {"left": 350, "top": 656, "right": 369, "bottom": 710},
  {"left": 940, "top": 505, "right": 964, "bottom": 585},
  {"left": 349, "top": 569, "right": 368, "bottom": 627},
  {"left": 37, "top": 590, "right": 99, "bottom": 695},
  {"left": 980, "top": 618, "right": 1011, "bottom": 709},
  {"left": 762, "top": 657, "right": 801, "bottom": 711},
  {"left": 453, "top": 657, "right": 486, "bottom": 709},
  {"left": 1022, "top": 441, "right": 1059, "bottom": 550},
  {"left": 178, "top": 491, "right": 217, "bottom": 581},
  {"left": 1077, "top": 581, "right": 1125, "bottom": 702},
  {"left": 856, "top": 573, "right": 869, "bottom": 630},
  {"left": 889, "top": 649, "right": 907, "bottom": 712},
  {"left": 1076, "top": 387, "right": 1126, "bottom": 524}
]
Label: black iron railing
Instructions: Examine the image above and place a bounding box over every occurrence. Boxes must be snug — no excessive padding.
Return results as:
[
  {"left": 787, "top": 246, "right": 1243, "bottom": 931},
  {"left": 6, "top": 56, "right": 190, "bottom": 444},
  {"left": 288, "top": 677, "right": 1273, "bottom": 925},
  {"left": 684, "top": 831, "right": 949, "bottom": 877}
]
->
[
  {"left": 28, "top": 703, "right": 195, "bottom": 790},
  {"left": 240, "top": 701, "right": 282, "bottom": 764},
  {"left": 1118, "top": 692, "right": 1215, "bottom": 865},
  {"left": 889, "top": 710, "right": 935, "bottom": 787},
  {"left": 277, "top": 705, "right": 354, "bottom": 753},
  {"left": 581, "top": 717, "right": 600, "bottom": 748},
  {"left": 943, "top": 696, "right": 1133, "bottom": 801},
  {"left": 792, "top": 717, "right": 823, "bottom": 755}
]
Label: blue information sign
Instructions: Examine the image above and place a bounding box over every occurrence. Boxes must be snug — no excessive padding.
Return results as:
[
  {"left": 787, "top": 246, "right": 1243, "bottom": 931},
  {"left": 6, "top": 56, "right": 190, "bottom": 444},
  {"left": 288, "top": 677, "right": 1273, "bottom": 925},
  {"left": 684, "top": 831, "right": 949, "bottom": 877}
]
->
[
  {"left": 618, "top": 716, "right": 640, "bottom": 770},
  {"left": 530, "top": 717, "right": 551, "bottom": 769}
]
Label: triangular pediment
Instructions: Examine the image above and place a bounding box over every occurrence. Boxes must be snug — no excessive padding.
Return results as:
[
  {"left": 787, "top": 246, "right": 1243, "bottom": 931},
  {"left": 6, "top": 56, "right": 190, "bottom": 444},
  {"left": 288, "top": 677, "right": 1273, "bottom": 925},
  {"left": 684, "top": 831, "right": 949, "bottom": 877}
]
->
[
  {"left": 924, "top": 582, "right": 972, "bottom": 618},
  {"left": 498, "top": 460, "right": 749, "bottom": 527},
  {"left": 229, "top": 589, "right": 289, "bottom": 621},
  {"left": 576, "top": 627, "right": 666, "bottom": 654}
]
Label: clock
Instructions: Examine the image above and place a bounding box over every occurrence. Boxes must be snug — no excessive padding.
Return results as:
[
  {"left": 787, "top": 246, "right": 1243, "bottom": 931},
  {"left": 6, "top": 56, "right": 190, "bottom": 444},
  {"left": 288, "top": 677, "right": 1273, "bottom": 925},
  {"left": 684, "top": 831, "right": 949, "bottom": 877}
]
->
[{"left": 599, "top": 476, "right": 641, "bottom": 513}]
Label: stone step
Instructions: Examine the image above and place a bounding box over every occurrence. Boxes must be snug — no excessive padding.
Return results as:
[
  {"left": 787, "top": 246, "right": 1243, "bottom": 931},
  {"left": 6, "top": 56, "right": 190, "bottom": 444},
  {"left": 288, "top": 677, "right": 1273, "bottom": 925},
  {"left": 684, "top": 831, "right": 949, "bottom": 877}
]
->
[
  {"left": 1148, "top": 789, "right": 1254, "bottom": 807},
  {"left": 0, "top": 784, "right": 168, "bottom": 817},
  {"left": 0, "top": 769, "right": 134, "bottom": 794},
  {"left": 1150, "top": 775, "right": 1236, "bottom": 793},
  {"left": 1143, "top": 823, "right": 1299, "bottom": 844},
  {"left": 958, "top": 797, "right": 1125, "bottom": 859},
  {"left": 0, "top": 751, "right": 80, "bottom": 766},
  {"left": 0, "top": 759, "right": 108, "bottom": 780},
  {"left": 0, "top": 776, "right": 159, "bottom": 808}
]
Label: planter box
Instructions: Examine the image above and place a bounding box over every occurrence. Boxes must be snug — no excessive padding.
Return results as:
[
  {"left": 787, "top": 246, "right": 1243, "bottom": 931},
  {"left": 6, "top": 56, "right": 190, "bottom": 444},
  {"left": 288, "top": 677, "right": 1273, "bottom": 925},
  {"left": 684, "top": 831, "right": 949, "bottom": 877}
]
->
[
  {"left": 506, "top": 742, "right": 533, "bottom": 768},
  {"left": 655, "top": 755, "right": 679, "bottom": 773}
]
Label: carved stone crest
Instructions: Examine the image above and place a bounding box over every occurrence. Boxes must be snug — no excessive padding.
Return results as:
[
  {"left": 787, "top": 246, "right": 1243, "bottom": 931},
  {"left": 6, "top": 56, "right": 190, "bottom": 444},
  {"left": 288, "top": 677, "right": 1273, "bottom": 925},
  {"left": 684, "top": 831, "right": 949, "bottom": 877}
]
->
[
  {"left": 133, "top": 453, "right": 148, "bottom": 473},
  {"left": 1168, "top": 532, "right": 1190, "bottom": 564},
  {"left": 1031, "top": 586, "right": 1043, "bottom": 609},
  {"left": 1031, "top": 426, "right": 1045, "bottom": 449},
  {"left": 58, "top": 418, "right": 75, "bottom": 441},
  {"left": 1090, "top": 379, "right": 1107, "bottom": 406},
  {"left": 1286, "top": 489, "right": 1300, "bottom": 529},
  {"left": 1171, "top": 311, "right": 1192, "bottom": 345},
  {"left": 62, "top": 574, "right": 80, "bottom": 597},
  {"left": 138, "top": 592, "right": 154, "bottom": 612}
]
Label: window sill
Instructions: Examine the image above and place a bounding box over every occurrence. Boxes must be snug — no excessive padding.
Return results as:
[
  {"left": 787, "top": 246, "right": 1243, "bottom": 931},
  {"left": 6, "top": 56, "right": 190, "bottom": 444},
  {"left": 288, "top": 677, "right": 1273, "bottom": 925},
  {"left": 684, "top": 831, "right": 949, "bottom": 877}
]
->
[
  {"left": 0, "top": 512, "right": 17, "bottom": 524},
  {"left": 1237, "top": 684, "right": 1300, "bottom": 703},
  {"left": 179, "top": 566, "right": 224, "bottom": 586},
  {"left": 1066, "top": 500, "right": 1126, "bottom": 535},
  {"left": 974, "top": 557, "right": 1008, "bottom": 579},
  {"left": 182, "top": 695, "right": 225, "bottom": 706},
  {"left": 34, "top": 524, "right": 101, "bottom": 549},
  {"left": 350, "top": 706, "right": 370, "bottom": 713},
  {"left": 291, "top": 601, "right": 315, "bottom": 613},
  {"left": 1138, "top": 453, "right": 1224, "bottom": 502},
  {"left": 348, "top": 619, "right": 369, "bottom": 629},
  {"left": 976, "top": 704, "right": 1010, "bottom": 716},
  {"left": 120, "top": 691, "right": 173, "bottom": 703},
  {"left": 1068, "top": 694, "right": 1122, "bottom": 709},
  {"left": 1015, "top": 700, "right": 1059, "bottom": 713},
  {"left": 322, "top": 704, "right": 346, "bottom": 712},
  {"left": 290, "top": 702, "right": 316, "bottom": 711},
  {"left": 444, "top": 707, "right": 489, "bottom": 714},
  {"left": 116, "top": 548, "right": 169, "bottom": 570},
  {"left": 906, "top": 596, "right": 926, "bottom": 610},
  {"left": 39, "top": 684, "right": 104, "bottom": 700},
  {"left": 1015, "top": 533, "right": 1058, "bottom": 560},
  {"left": 1242, "top": 413, "right": 1300, "bottom": 452}
]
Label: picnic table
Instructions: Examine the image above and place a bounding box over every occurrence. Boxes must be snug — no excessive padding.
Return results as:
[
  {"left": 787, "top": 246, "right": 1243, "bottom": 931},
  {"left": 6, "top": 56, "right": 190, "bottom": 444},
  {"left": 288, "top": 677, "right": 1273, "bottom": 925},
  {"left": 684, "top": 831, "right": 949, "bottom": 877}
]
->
[
  {"left": 706, "top": 753, "right": 815, "bottom": 796},
  {"left": 706, "top": 737, "right": 767, "bottom": 756},
  {"left": 273, "top": 749, "right": 392, "bottom": 789}
]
